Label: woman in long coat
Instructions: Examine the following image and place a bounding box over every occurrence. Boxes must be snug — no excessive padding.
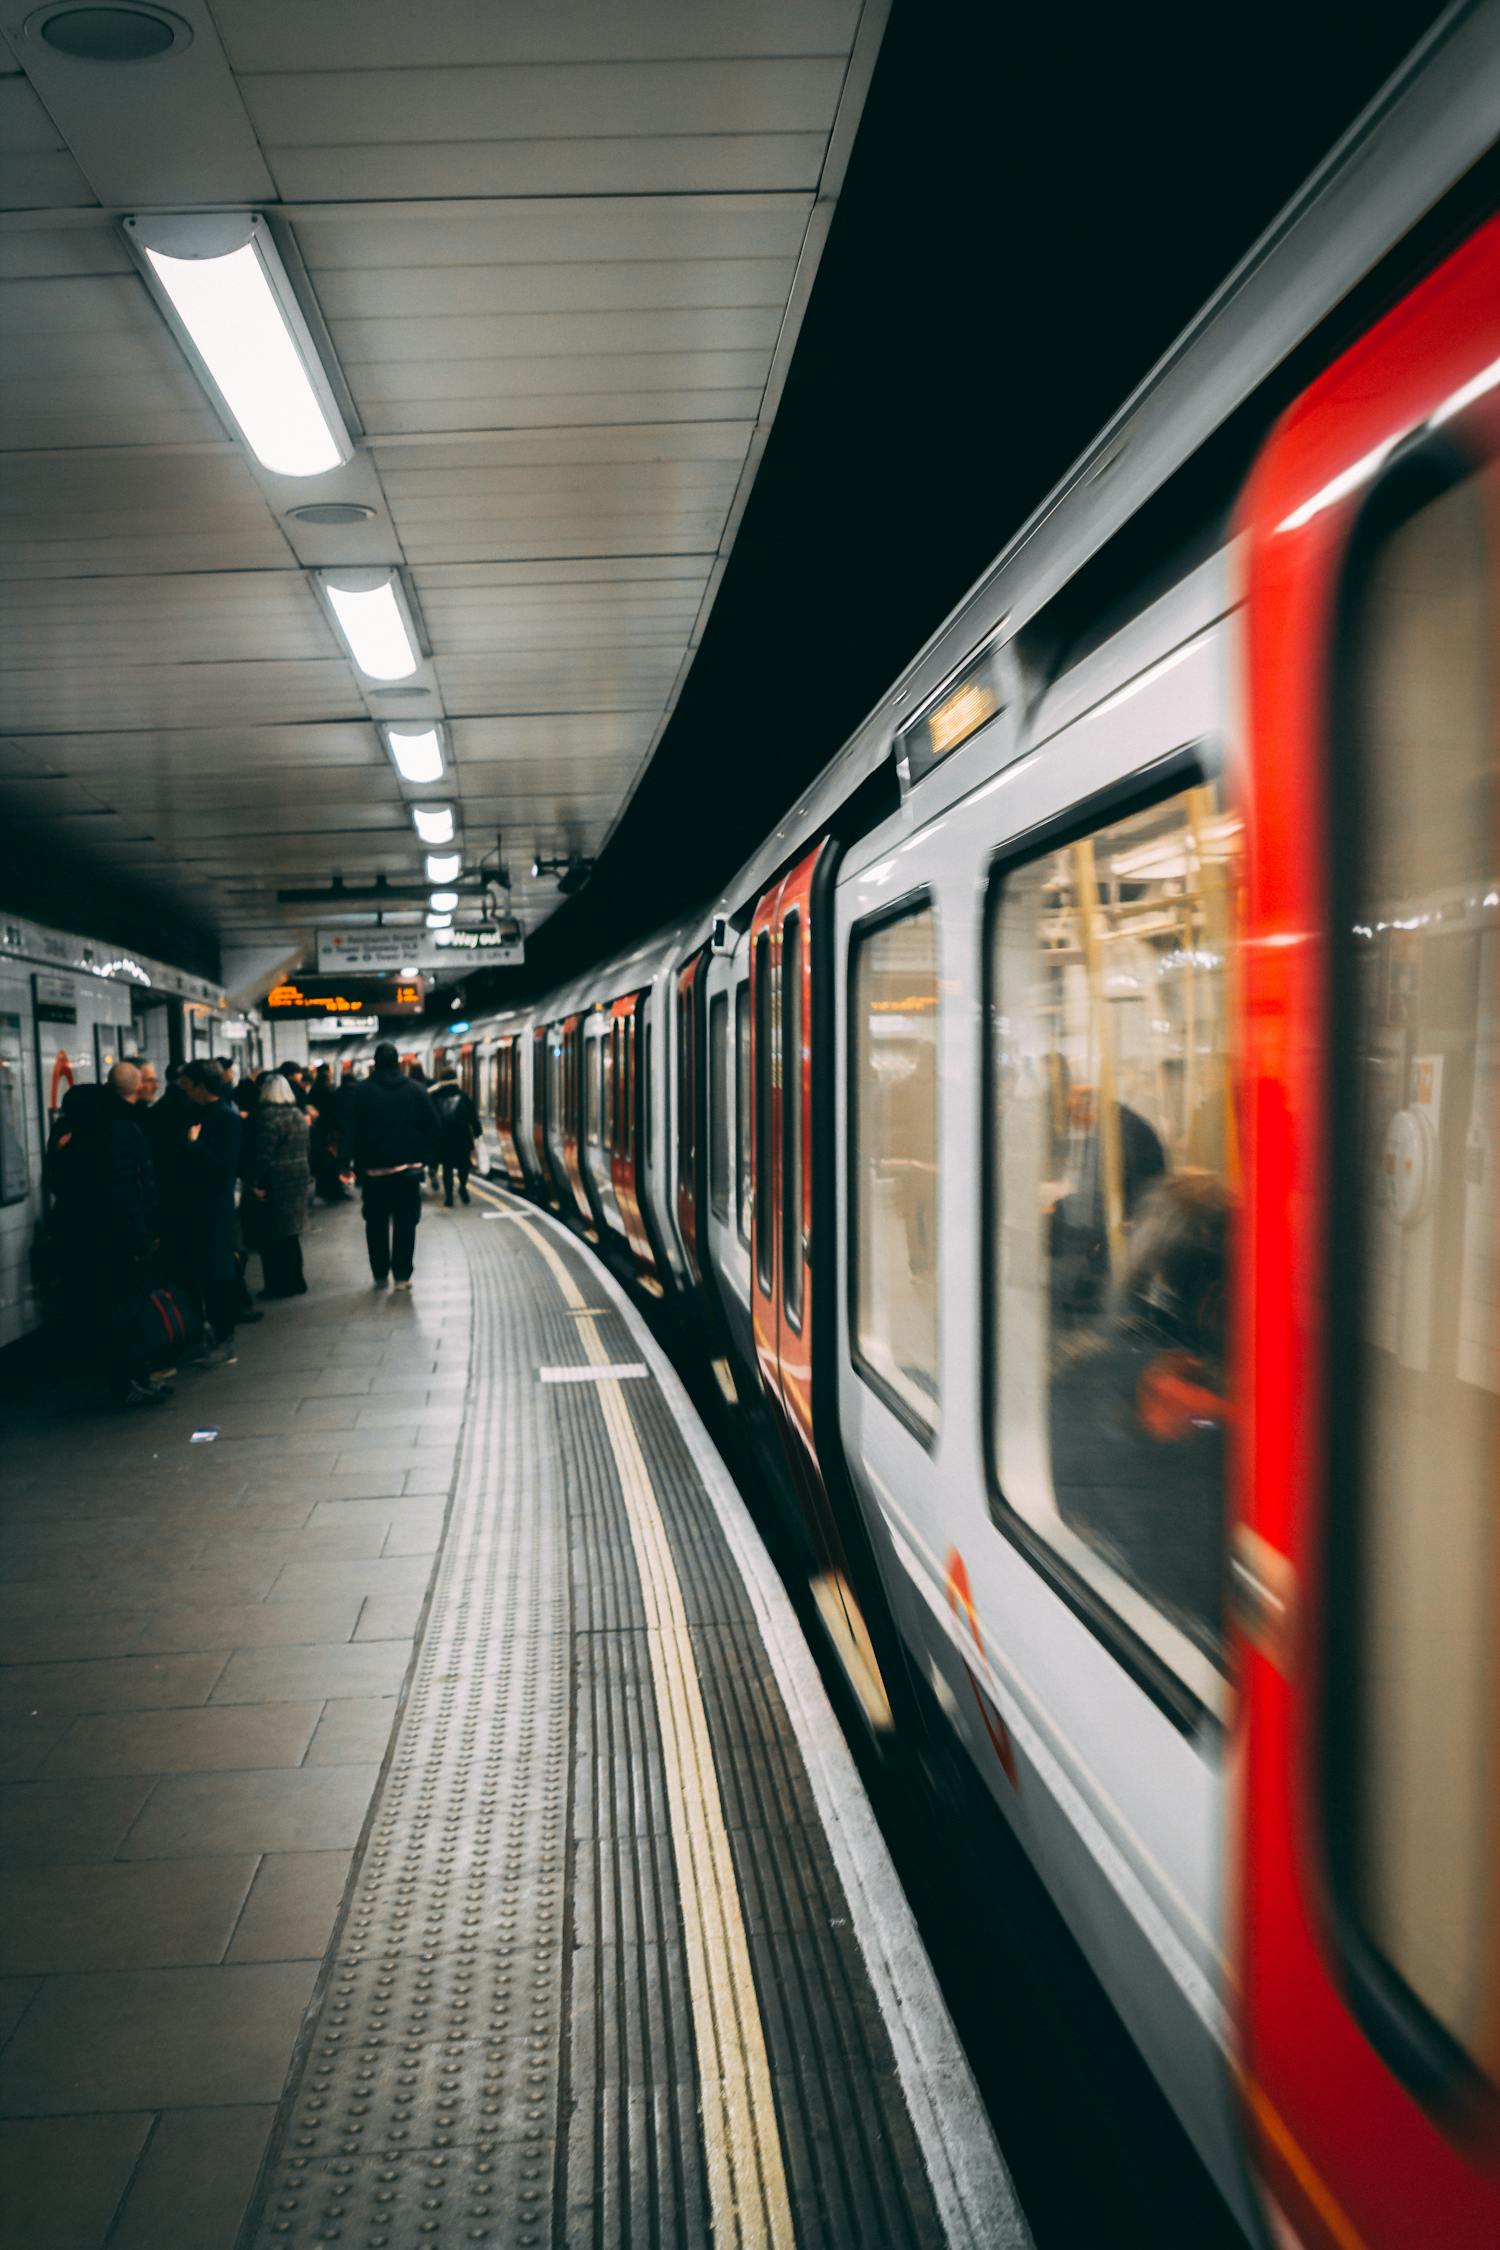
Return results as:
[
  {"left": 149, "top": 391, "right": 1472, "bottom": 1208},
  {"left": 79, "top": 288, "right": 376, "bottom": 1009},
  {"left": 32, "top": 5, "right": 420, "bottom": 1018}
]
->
[{"left": 249, "top": 1074, "right": 310, "bottom": 1297}]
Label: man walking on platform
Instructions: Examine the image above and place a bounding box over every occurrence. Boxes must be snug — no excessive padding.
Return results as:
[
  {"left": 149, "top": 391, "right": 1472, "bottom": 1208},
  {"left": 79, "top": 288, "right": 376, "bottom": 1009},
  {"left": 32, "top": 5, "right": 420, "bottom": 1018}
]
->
[
  {"left": 429, "top": 1063, "right": 481, "bottom": 1206},
  {"left": 350, "top": 1042, "right": 438, "bottom": 1291},
  {"left": 180, "top": 1060, "right": 241, "bottom": 1361}
]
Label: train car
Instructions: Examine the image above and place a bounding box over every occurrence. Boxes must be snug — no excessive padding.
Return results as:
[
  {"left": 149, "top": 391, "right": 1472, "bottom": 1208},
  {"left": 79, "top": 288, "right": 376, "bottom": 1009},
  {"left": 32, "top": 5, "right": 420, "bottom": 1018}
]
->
[
  {"left": 0, "top": 914, "right": 230, "bottom": 1350},
  {"left": 459, "top": 18, "right": 1500, "bottom": 2248}
]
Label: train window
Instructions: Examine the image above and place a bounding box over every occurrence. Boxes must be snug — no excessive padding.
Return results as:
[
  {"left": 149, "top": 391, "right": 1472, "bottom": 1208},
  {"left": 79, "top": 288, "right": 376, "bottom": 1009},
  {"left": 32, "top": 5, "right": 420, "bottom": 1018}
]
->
[
  {"left": 851, "top": 901, "right": 940, "bottom": 1434},
  {"left": 988, "top": 780, "right": 1242, "bottom": 1699},
  {"left": 755, "top": 933, "right": 773, "bottom": 1291},
  {"left": 783, "top": 914, "right": 804, "bottom": 1327},
  {"left": 586, "top": 1034, "right": 601, "bottom": 1144},
  {"left": 1329, "top": 456, "right": 1499, "bottom": 2082},
  {"left": 548, "top": 1031, "right": 563, "bottom": 1129},
  {"left": 602, "top": 1025, "right": 614, "bottom": 1155},
  {"left": 736, "top": 982, "right": 751, "bottom": 1247},
  {"left": 709, "top": 991, "right": 730, "bottom": 1221}
]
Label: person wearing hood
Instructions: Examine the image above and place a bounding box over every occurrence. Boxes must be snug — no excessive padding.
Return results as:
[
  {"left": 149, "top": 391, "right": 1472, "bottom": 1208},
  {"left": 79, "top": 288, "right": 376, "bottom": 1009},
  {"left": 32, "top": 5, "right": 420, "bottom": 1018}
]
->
[
  {"left": 429, "top": 1065, "right": 481, "bottom": 1206},
  {"left": 248, "top": 1073, "right": 311, "bottom": 1297},
  {"left": 348, "top": 1043, "right": 439, "bottom": 1289}
]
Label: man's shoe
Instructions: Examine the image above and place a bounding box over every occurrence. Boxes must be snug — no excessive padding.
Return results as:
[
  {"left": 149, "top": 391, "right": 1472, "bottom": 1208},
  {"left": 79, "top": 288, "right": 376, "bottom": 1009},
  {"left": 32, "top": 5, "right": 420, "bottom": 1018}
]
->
[
  {"left": 459, "top": 1187, "right": 470, "bottom": 1204},
  {"left": 371, "top": 1276, "right": 389, "bottom": 1289},
  {"left": 393, "top": 1278, "right": 413, "bottom": 1292},
  {"left": 197, "top": 1341, "right": 237, "bottom": 1368},
  {"left": 444, "top": 1196, "right": 453, "bottom": 1207},
  {"left": 238, "top": 1308, "right": 265, "bottom": 1324}
]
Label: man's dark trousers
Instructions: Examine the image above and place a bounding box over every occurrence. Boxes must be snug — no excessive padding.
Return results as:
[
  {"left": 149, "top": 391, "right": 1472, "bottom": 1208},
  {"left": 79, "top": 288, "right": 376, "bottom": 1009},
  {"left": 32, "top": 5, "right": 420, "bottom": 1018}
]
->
[{"left": 363, "top": 1171, "right": 422, "bottom": 1282}]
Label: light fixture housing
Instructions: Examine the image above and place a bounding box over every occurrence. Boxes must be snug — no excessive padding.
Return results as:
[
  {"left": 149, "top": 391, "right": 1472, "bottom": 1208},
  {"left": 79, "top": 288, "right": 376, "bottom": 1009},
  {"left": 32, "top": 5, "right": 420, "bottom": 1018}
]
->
[
  {"left": 412, "top": 804, "right": 455, "bottom": 846},
  {"left": 121, "top": 212, "right": 352, "bottom": 478},
  {"left": 426, "top": 912, "right": 452, "bottom": 930},
  {"left": 425, "top": 852, "right": 461, "bottom": 883},
  {"left": 428, "top": 891, "right": 459, "bottom": 913},
  {"left": 321, "top": 570, "right": 419, "bottom": 683},
  {"left": 384, "top": 724, "right": 444, "bottom": 787}
]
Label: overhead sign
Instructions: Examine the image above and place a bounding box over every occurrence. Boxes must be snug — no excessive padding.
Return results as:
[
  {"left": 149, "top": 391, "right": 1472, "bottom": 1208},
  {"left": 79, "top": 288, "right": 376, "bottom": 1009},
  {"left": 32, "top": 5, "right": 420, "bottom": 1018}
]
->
[
  {"left": 267, "top": 976, "right": 425, "bottom": 1019},
  {"left": 318, "top": 927, "right": 524, "bottom": 972},
  {"left": 318, "top": 928, "right": 428, "bottom": 974}
]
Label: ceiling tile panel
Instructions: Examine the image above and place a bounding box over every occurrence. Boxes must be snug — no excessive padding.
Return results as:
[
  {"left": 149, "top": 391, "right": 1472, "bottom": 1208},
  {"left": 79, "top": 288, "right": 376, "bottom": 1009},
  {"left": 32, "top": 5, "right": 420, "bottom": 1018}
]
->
[
  {"left": 0, "top": 0, "right": 882, "bottom": 969},
  {"left": 214, "top": 0, "right": 861, "bottom": 71}
]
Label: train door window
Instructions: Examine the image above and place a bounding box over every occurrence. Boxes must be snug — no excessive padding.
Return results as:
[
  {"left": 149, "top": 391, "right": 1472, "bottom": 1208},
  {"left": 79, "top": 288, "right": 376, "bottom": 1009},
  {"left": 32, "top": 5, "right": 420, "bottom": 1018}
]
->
[
  {"left": 624, "top": 1016, "right": 635, "bottom": 1160},
  {"left": 736, "top": 982, "right": 751, "bottom": 1246},
  {"left": 586, "top": 1034, "right": 601, "bottom": 1144},
  {"left": 602, "top": 1025, "right": 615, "bottom": 1155},
  {"left": 755, "top": 934, "right": 773, "bottom": 1290},
  {"left": 1329, "top": 457, "right": 1499, "bottom": 2080},
  {"left": 782, "top": 914, "right": 804, "bottom": 1326},
  {"left": 548, "top": 1032, "right": 563, "bottom": 1125},
  {"left": 0, "top": 1012, "right": 25, "bottom": 1206},
  {"left": 850, "top": 901, "right": 940, "bottom": 1434},
  {"left": 643, "top": 1020, "right": 653, "bottom": 1162},
  {"left": 709, "top": 991, "right": 730, "bottom": 1221},
  {"left": 988, "top": 780, "right": 1242, "bottom": 1699}
]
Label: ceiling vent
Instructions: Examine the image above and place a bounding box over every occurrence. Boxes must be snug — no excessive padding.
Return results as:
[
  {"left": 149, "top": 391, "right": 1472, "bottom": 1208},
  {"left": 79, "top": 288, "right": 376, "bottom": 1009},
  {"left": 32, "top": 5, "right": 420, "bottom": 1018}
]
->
[
  {"left": 28, "top": 3, "right": 191, "bottom": 61},
  {"left": 287, "top": 503, "right": 376, "bottom": 527}
]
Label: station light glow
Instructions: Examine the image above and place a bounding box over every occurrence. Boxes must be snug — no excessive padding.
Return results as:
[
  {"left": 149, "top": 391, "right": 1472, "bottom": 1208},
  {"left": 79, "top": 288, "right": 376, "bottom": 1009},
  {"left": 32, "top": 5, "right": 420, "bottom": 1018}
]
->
[
  {"left": 324, "top": 573, "right": 418, "bottom": 682},
  {"left": 428, "top": 891, "right": 459, "bottom": 913},
  {"left": 412, "top": 804, "right": 455, "bottom": 845},
  {"left": 425, "top": 852, "right": 461, "bottom": 883},
  {"left": 426, "top": 911, "right": 452, "bottom": 929},
  {"left": 124, "top": 216, "right": 351, "bottom": 478},
  {"left": 385, "top": 725, "right": 444, "bottom": 786}
]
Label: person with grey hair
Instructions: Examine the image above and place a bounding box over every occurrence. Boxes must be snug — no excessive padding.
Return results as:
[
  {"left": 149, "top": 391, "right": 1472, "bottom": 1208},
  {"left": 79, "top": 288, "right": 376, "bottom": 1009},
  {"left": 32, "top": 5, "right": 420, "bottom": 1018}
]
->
[{"left": 248, "top": 1072, "right": 311, "bottom": 1297}]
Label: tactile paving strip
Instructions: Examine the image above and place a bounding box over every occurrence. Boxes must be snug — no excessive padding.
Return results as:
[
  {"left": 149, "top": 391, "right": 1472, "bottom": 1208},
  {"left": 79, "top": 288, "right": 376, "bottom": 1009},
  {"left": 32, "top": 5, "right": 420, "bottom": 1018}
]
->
[{"left": 241, "top": 1226, "right": 572, "bottom": 2249}]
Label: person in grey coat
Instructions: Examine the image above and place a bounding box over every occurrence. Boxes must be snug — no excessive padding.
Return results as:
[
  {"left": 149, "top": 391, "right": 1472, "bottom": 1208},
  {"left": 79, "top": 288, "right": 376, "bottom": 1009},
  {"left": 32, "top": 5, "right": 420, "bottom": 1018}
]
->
[{"left": 249, "top": 1074, "right": 310, "bottom": 1298}]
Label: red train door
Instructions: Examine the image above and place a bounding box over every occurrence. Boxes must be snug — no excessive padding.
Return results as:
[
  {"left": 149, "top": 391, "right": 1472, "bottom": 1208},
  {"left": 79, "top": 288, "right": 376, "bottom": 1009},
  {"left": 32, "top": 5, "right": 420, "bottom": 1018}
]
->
[
  {"left": 530, "top": 1025, "right": 547, "bottom": 1183},
  {"left": 558, "top": 1012, "right": 590, "bottom": 1222},
  {"left": 1235, "top": 214, "right": 1500, "bottom": 2250},
  {"left": 610, "top": 993, "right": 652, "bottom": 1271},
  {"left": 675, "top": 950, "right": 705, "bottom": 1285}
]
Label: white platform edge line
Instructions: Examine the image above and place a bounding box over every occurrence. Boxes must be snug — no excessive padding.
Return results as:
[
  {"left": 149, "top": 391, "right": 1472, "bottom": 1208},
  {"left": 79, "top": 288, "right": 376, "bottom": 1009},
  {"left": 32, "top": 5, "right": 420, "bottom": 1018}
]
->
[{"left": 509, "top": 1197, "right": 1033, "bottom": 2250}]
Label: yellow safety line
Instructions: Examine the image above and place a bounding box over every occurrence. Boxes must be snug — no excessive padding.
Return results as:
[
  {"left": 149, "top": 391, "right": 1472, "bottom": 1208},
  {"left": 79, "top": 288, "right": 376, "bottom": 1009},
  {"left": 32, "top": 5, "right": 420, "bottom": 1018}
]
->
[{"left": 516, "top": 1214, "right": 796, "bottom": 2250}]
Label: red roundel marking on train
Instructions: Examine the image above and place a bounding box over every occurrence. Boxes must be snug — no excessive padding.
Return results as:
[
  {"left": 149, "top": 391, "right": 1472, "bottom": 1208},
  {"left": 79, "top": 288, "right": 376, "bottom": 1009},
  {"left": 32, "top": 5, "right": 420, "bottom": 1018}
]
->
[
  {"left": 50, "top": 1050, "right": 74, "bottom": 1112},
  {"left": 945, "top": 1550, "right": 1018, "bottom": 1788}
]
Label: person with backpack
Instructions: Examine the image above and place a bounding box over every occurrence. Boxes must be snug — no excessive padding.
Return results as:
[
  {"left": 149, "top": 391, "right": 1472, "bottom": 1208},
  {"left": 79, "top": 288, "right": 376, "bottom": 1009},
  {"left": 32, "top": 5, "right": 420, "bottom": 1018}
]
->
[{"left": 429, "top": 1064, "right": 481, "bottom": 1207}]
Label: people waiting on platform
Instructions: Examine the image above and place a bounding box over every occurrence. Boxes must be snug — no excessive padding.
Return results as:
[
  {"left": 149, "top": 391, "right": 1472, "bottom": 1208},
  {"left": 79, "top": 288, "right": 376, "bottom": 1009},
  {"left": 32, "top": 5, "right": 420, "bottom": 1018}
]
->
[
  {"left": 46, "top": 1063, "right": 165, "bottom": 1407},
  {"left": 249, "top": 1073, "right": 311, "bottom": 1298},
  {"left": 179, "top": 1060, "right": 242, "bottom": 1363},
  {"left": 430, "top": 1065, "right": 481, "bottom": 1206},
  {"left": 309, "top": 1064, "right": 348, "bottom": 1203},
  {"left": 350, "top": 1042, "right": 439, "bottom": 1292}
]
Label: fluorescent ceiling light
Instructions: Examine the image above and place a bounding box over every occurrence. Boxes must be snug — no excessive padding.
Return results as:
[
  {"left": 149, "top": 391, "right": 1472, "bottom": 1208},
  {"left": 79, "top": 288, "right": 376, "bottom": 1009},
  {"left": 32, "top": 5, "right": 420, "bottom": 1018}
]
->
[
  {"left": 429, "top": 891, "right": 459, "bottom": 913},
  {"left": 412, "top": 804, "right": 455, "bottom": 846},
  {"left": 426, "top": 912, "right": 452, "bottom": 930},
  {"left": 425, "top": 852, "right": 461, "bottom": 883},
  {"left": 385, "top": 725, "right": 443, "bottom": 786},
  {"left": 122, "top": 214, "right": 351, "bottom": 479},
  {"left": 323, "top": 572, "right": 418, "bottom": 682}
]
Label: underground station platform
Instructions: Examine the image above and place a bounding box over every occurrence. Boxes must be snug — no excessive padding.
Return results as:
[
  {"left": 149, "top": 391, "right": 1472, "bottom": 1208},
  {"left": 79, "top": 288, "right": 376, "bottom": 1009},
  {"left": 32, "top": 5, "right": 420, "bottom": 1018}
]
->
[{"left": 0, "top": 1189, "right": 1027, "bottom": 2250}]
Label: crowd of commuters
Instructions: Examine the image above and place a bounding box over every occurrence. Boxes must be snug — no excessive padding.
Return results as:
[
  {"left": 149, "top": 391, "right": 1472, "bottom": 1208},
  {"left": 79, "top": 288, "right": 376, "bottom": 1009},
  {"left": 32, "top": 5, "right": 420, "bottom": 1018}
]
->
[{"left": 44, "top": 1042, "right": 457, "bottom": 1408}]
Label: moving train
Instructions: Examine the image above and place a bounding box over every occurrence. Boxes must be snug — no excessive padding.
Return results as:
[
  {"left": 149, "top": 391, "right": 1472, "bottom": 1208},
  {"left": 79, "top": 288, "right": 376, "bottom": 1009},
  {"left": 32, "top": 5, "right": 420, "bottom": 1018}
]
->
[{"left": 383, "top": 20, "right": 1500, "bottom": 2249}]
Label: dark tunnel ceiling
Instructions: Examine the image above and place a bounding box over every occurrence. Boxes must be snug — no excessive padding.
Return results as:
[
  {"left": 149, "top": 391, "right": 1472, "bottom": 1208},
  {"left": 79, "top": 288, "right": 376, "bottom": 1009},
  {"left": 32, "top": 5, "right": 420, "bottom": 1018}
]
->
[{"left": 495, "top": 0, "right": 1456, "bottom": 1001}]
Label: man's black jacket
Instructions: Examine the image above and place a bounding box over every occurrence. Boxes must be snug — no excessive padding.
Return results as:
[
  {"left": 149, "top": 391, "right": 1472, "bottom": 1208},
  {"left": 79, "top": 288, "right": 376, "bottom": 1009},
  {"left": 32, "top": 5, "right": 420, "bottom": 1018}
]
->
[{"left": 349, "top": 1068, "right": 439, "bottom": 1177}]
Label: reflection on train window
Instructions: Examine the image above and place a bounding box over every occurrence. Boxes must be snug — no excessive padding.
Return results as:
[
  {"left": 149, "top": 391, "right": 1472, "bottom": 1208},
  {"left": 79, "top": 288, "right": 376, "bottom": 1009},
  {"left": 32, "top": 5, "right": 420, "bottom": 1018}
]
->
[
  {"left": 990, "top": 783, "right": 1241, "bottom": 1695},
  {"left": 736, "top": 983, "right": 751, "bottom": 1246},
  {"left": 1337, "top": 459, "right": 1498, "bottom": 2077},
  {"left": 709, "top": 991, "right": 730, "bottom": 1221},
  {"left": 0, "top": 1013, "right": 25, "bottom": 1206},
  {"left": 852, "top": 902, "right": 939, "bottom": 1434},
  {"left": 547, "top": 1032, "right": 563, "bottom": 1132},
  {"left": 601, "top": 1027, "right": 614, "bottom": 1155},
  {"left": 783, "top": 915, "right": 804, "bottom": 1327},
  {"left": 643, "top": 1021, "right": 652, "bottom": 1163}
]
